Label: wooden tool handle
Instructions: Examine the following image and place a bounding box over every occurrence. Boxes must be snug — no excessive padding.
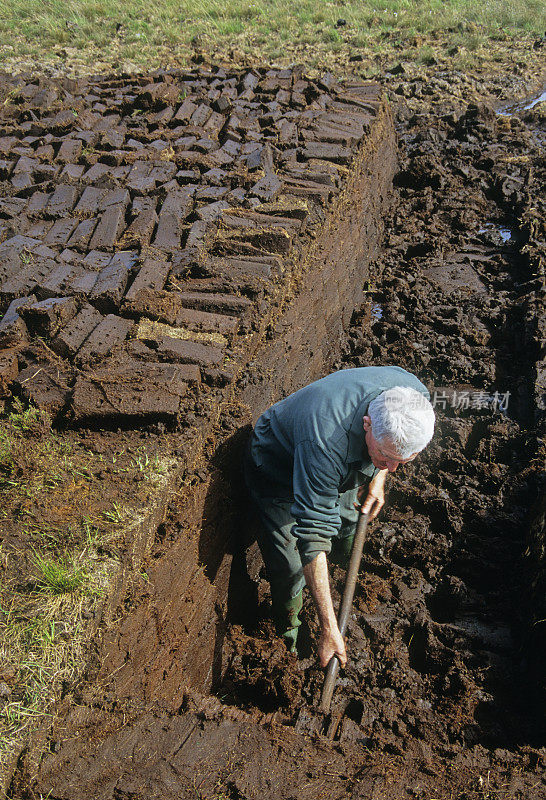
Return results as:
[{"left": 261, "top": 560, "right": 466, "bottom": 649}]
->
[{"left": 319, "top": 510, "right": 369, "bottom": 714}]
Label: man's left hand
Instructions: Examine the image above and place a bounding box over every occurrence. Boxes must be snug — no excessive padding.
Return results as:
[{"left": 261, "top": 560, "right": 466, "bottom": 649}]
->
[{"left": 358, "top": 469, "right": 388, "bottom": 520}]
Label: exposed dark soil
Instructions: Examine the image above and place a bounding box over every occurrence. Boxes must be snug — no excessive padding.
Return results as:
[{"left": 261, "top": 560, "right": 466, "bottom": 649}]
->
[
  {"left": 8, "top": 67, "right": 546, "bottom": 800},
  {"left": 217, "top": 77, "right": 546, "bottom": 797}
]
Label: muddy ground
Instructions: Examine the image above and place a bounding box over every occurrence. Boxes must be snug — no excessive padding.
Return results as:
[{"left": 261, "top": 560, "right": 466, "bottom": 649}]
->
[
  {"left": 218, "top": 75, "right": 546, "bottom": 795},
  {"left": 9, "top": 65, "right": 546, "bottom": 799}
]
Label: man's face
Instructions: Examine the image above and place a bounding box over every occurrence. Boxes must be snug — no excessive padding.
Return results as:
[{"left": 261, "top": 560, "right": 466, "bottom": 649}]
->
[{"left": 363, "top": 415, "right": 419, "bottom": 472}]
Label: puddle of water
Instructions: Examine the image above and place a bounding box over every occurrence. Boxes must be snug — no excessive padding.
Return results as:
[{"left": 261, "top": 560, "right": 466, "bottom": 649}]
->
[
  {"left": 524, "top": 89, "right": 546, "bottom": 110},
  {"left": 497, "top": 87, "right": 546, "bottom": 116},
  {"left": 371, "top": 302, "right": 383, "bottom": 320},
  {"left": 478, "top": 224, "right": 512, "bottom": 243}
]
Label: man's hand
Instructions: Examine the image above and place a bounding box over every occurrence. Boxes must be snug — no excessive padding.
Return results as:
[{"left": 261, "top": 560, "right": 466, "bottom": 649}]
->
[
  {"left": 318, "top": 623, "right": 347, "bottom": 669},
  {"left": 359, "top": 468, "right": 388, "bottom": 520}
]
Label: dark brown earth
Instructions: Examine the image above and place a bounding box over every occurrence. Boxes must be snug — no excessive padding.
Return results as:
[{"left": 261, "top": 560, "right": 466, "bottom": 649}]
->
[{"left": 3, "top": 64, "right": 546, "bottom": 799}]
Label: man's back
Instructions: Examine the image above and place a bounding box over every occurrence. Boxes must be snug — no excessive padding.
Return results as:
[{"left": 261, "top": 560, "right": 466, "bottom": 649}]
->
[{"left": 254, "top": 366, "right": 429, "bottom": 470}]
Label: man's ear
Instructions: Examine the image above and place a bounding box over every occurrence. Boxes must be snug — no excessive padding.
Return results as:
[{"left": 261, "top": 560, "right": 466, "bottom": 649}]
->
[{"left": 363, "top": 415, "right": 372, "bottom": 432}]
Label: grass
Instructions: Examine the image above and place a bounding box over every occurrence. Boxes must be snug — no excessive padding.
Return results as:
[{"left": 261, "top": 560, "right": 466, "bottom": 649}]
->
[
  {"left": 0, "top": 401, "right": 171, "bottom": 782},
  {"left": 33, "top": 552, "right": 90, "bottom": 595},
  {"left": 0, "top": 0, "right": 544, "bottom": 72},
  {"left": 0, "top": 558, "right": 115, "bottom": 774}
]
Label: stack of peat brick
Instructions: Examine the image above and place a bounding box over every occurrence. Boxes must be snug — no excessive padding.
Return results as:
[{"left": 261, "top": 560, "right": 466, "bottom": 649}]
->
[{"left": 0, "top": 66, "right": 382, "bottom": 428}]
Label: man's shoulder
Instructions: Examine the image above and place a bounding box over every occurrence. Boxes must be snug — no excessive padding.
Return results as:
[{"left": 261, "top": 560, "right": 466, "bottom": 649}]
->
[{"left": 320, "top": 366, "right": 426, "bottom": 390}]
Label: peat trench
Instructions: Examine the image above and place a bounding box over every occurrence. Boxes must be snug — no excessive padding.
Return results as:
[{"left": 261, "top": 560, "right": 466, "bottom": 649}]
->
[{"left": 10, "top": 80, "right": 546, "bottom": 798}]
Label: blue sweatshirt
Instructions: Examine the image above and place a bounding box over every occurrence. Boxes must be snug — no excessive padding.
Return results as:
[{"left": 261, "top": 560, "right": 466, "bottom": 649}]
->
[{"left": 248, "top": 366, "right": 430, "bottom": 566}]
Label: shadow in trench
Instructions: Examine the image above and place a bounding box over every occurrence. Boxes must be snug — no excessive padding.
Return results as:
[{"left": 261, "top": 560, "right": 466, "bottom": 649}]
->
[{"left": 197, "top": 423, "right": 264, "bottom": 690}]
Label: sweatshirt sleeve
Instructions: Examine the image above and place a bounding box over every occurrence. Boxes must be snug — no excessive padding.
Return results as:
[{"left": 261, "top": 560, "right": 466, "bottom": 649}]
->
[{"left": 290, "top": 439, "right": 344, "bottom": 567}]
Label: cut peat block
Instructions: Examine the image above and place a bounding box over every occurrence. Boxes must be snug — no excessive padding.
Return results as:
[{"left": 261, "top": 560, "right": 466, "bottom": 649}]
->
[
  {"left": 72, "top": 357, "right": 188, "bottom": 425},
  {"left": 0, "top": 66, "right": 394, "bottom": 432}
]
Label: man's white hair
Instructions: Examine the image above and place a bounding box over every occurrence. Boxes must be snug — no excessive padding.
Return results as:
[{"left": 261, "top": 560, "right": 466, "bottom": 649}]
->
[{"left": 368, "top": 386, "right": 435, "bottom": 459}]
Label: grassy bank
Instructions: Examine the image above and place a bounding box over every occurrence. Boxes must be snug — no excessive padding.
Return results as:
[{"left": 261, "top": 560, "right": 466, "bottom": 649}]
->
[
  {"left": 0, "top": 403, "right": 172, "bottom": 782},
  {"left": 0, "top": 0, "right": 545, "bottom": 73}
]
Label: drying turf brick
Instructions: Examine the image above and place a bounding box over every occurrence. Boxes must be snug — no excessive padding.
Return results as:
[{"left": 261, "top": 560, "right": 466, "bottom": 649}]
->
[
  {"left": 137, "top": 82, "right": 180, "bottom": 108},
  {"left": 20, "top": 296, "right": 78, "bottom": 338},
  {"left": 111, "top": 251, "right": 138, "bottom": 270},
  {"left": 99, "top": 189, "right": 130, "bottom": 210},
  {"left": 35, "top": 143, "right": 55, "bottom": 160},
  {"left": 125, "top": 258, "right": 171, "bottom": 301},
  {"left": 46, "top": 185, "right": 79, "bottom": 217},
  {"left": 216, "top": 227, "right": 292, "bottom": 255},
  {"left": 276, "top": 119, "right": 298, "bottom": 145},
  {"left": 242, "top": 145, "right": 274, "bottom": 172},
  {"left": 212, "top": 96, "right": 232, "bottom": 114},
  {"left": 190, "top": 104, "right": 213, "bottom": 127},
  {"left": 57, "top": 138, "right": 83, "bottom": 163},
  {"left": 281, "top": 176, "right": 332, "bottom": 204},
  {"left": 154, "top": 336, "right": 223, "bottom": 366},
  {"left": 149, "top": 163, "right": 177, "bottom": 184},
  {"left": 203, "top": 111, "right": 226, "bottom": 138},
  {"left": 185, "top": 220, "right": 209, "bottom": 252},
  {"left": 0, "top": 250, "right": 24, "bottom": 286},
  {"left": 68, "top": 268, "right": 100, "bottom": 295},
  {"left": 76, "top": 314, "right": 133, "bottom": 364},
  {"left": 26, "top": 191, "right": 51, "bottom": 215},
  {"left": 174, "top": 291, "right": 252, "bottom": 316},
  {"left": 89, "top": 259, "right": 130, "bottom": 312},
  {"left": 152, "top": 190, "right": 193, "bottom": 251},
  {"left": 1, "top": 257, "right": 57, "bottom": 301},
  {"left": 174, "top": 97, "right": 198, "bottom": 122},
  {"left": 74, "top": 187, "right": 105, "bottom": 217},
  {"left": 197, "top": 201, "right": 230, "bottom": 222},
  {"left": 101, "top": 129, "right": 126, "bottom": 150},
  {"left": 43, "top": 218, "right": 79, "bottom": 246},
  {"left": 51, "top": 303, "right": 103, "bottom": 358},
  {"left": 67, "top": 217, "right": 98, "bottom": 250},
  {"left": 82, "top": 163, "right": 111, "bottom": 183},
  {"left": 26, "top": 221, "right": 54, "bottom": 239},
  {"left": 0, "top": 295, "right": 36, "bottom": 347},
  {"left": 39, "top": 109, "right": 77, "bottom": 134},
  {"left": 196, "top": 187, "right": 229, "bottom": 202},
  {"left": 12, "top": 155, "right": 38, "bottom": 178},
  {"left": 61, "top": 163, "right": 86, "bottom": 182},
  {"left": 15, "top": 361, "right": 71, "bottom": 418},
  {"left": 120, "top": 203, "right": 158, "bottom": 247},
  {"left": 72, "top": 357, "right": 188, "bottom": 425},
  {"left": 301, "top": 142, "right": 353, "bottom": 164},
  {"left": 122, "top": 288, "right": 183, "bottom": 325},
  {"left": 89, "top": 204, "right": 126, "bottom": 250},
  {"left": 83, "top": 250, "right": 113, "bottom": 271},
  {"left": 0, "top": 197, "right": 27, "bottom": 217},
  {"left": 0, "top": 137, "right": 17, "bottom": 155},
  {"left": 37, "top": 262, "right": 77, "bottom": 298},
  {"left": 220, "top": 210, "right": 301, "bottom": 234},
  {"left": 127, "top": 162, "right": 156, "bottom": 195}
]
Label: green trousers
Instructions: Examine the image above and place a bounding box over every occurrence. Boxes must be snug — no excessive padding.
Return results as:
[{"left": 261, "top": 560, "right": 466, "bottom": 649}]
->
[{"left": 245, "top": 457, "right": 369, "bottom": 650}]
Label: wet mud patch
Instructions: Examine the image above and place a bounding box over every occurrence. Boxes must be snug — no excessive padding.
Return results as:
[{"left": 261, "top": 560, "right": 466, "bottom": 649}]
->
[{"left": 221, "top": 623, "right": 303, "bottom": 711}]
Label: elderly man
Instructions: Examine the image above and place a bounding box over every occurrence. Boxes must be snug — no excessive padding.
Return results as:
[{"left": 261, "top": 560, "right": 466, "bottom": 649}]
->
[{"left": 244, "top": 366, "right": 435, "bottom": 667}]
